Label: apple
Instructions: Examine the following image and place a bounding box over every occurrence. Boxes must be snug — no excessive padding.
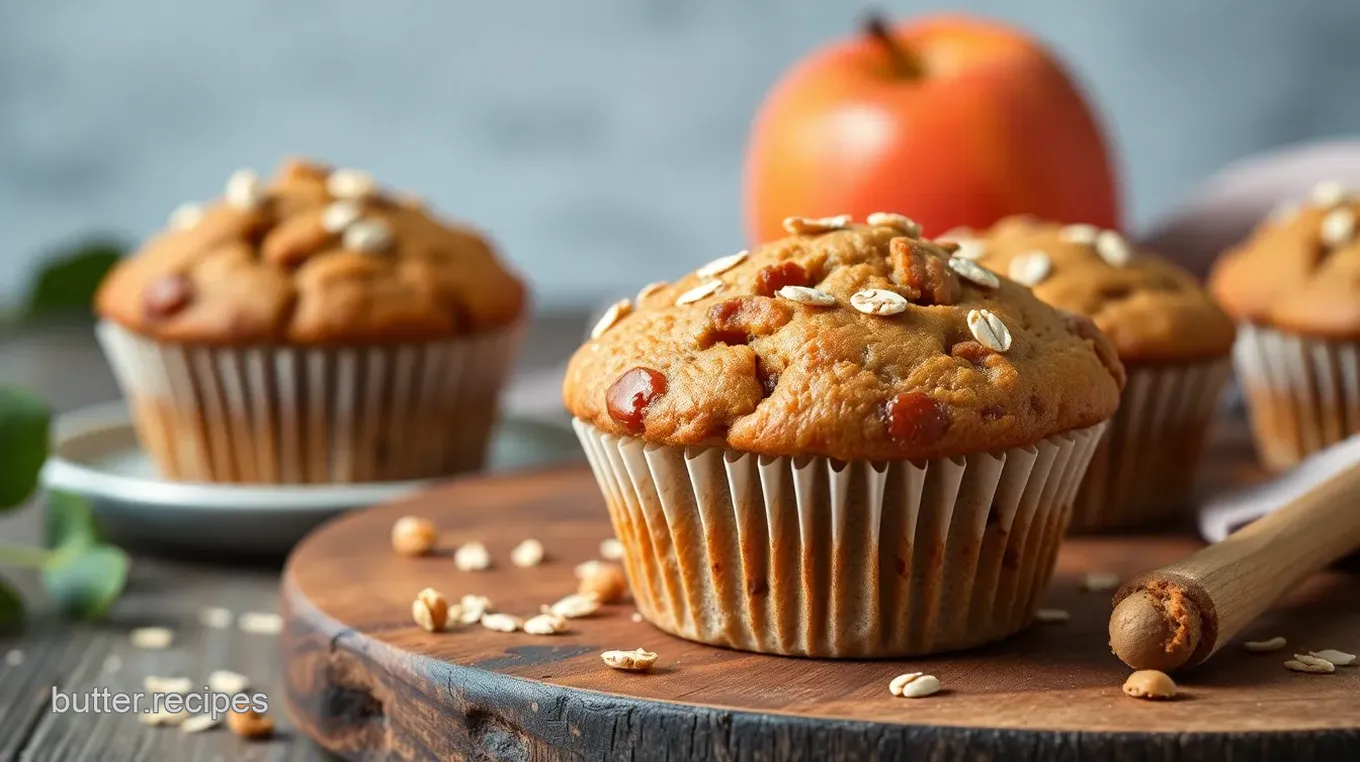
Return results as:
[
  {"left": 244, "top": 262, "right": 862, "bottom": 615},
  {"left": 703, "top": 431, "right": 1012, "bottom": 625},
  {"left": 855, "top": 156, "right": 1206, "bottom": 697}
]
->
[{"left": 743, "top": 13, "right": 1121, "bottom": 243}]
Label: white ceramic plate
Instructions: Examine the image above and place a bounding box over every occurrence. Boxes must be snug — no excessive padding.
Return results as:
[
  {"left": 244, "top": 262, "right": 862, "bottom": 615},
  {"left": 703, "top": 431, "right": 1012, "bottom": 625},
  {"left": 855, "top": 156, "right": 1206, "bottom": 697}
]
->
[{"left": 40, "top": 402, "right": 584, "bottom": 556}]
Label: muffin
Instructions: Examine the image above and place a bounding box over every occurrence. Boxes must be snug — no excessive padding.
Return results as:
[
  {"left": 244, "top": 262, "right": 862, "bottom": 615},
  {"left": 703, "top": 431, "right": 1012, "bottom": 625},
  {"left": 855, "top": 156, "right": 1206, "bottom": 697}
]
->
[
  {"left": 563, "top": 214, "right": 1125, "bottom": 658},
  {"left": 1210, "top": 181, "right": 1360, "bottom": 470},
  {"left": 94, "top": 158, "right": 526, "bottom": 483},
  {"left": 969, "top": 217, "right": 1235, "bottom": 531}
]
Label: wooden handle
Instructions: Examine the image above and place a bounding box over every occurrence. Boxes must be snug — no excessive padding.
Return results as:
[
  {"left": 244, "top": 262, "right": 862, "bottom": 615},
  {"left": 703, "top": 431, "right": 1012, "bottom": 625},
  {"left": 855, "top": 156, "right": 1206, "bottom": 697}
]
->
[{"left": 1109, "top": 463, "right": 1360, "bottom": 672}]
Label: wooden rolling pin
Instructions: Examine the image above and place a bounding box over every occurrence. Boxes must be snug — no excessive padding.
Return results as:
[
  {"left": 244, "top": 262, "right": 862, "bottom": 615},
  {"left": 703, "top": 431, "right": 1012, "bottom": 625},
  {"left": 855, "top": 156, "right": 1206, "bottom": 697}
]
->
[{"left": 1109, "top": 460, "right": 1360, "bottom": 672}]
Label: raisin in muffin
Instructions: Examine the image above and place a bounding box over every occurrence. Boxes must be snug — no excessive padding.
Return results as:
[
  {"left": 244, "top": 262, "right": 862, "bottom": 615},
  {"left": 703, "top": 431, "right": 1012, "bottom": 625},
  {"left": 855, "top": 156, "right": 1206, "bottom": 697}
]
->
[
  {"left": 94, "top": 158, "right": 526, "bottom": 483},
  {"left": 970, "top": 216, "right": 1234, "bottom": 530},
  {"left": 564, "top": 212, "right": 1124, "bottom": 658},
  {"left": 1210, "top": 181, "right": 1360, "bottom": 470}
]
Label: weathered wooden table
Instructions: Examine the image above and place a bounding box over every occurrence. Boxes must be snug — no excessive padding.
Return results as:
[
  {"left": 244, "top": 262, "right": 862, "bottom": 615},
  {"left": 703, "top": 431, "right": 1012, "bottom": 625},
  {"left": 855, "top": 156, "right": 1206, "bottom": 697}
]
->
[{"left": 0, "top": 314, "right": 587, "bottom": 762}]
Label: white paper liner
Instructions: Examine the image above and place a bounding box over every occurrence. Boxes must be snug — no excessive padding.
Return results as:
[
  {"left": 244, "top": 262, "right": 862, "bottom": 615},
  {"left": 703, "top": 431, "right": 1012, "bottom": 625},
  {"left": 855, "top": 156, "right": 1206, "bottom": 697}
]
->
[
  {"left": 95, "top": 320, "right": 522, "bottom": 483},
  {"left": 573, "top": 419, "right": 1104, "bottom": 658},
  {"left": 1068, "top": 358, "right": 1231, "bottom": 531},
  {"left": 1232, "top": 324, "right": 1360, "bottom": 470}
]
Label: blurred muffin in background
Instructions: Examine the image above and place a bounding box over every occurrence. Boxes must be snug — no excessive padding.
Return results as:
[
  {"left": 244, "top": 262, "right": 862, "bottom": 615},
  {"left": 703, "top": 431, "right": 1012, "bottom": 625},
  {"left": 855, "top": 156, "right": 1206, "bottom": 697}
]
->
[
  {"left": 971, "top": 216, "right": 1235, "bottom": 531},
  {"left": 94, "top": 158, "right": 527, "bottom": 483},
  {"left": 1210, "top": 181, "right": 1360, "bottom": 471}
]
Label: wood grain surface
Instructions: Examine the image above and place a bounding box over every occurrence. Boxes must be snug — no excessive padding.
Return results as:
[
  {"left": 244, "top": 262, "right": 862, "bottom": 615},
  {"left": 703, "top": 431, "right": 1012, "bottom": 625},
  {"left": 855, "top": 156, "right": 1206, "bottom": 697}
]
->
[{"left": 280, "top": 424, "right": 1360, "bottom": 762}]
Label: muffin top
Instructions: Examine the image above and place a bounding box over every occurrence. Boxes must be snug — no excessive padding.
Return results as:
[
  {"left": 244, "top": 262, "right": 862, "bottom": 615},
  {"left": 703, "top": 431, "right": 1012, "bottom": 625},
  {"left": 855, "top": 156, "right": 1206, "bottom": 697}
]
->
[
  {"left": 964, "top": 217, "right": 1235, "bottom": 364},
  {"left": 1210, "top": 181, "right": 1360, "bottom": 338},
  {"left": 95, "top": 158, "right": 526, "bottom": 345},
  {"left": 562, "top": 214, "right": 1126, "bottom": 462}
]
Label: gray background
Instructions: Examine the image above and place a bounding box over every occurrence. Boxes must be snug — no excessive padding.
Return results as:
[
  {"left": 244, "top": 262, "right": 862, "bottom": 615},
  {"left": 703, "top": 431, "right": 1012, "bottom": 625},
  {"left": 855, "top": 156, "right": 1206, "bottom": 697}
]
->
[{"left": 4, "top": 0, "right": 1360, "bottom": 311}]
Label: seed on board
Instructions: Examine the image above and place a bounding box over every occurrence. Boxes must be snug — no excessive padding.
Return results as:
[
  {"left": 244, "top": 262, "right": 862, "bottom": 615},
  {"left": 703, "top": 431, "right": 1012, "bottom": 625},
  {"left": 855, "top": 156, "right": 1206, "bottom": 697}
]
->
[
  {"left": 782, "top": 214, "right": 852, "bottom": 235},
  {"left": 590, "top": 300, "right": 633, "bottom": 339},
  {"left": 850, "top": 288, "right": 909, "bottom": 316},
  {"left": 1243, "top": 636, "right": 1288, "bottom": 653},
  {"left": 321, "top": 200, "right": 363, "bottom": 234},
  {"left": 550, "top": 592, "right": 602, "bottom": 619},
  {"left": 130, "top": 627, "right": 175, "bottom": 649},
  {"left": 601, "top": 648, "right": 658, "bottom": 672},
  {"left": 1122, "top": 670, "right": 1177, "bottom": 700},
  {"left": 480, "top": 613, "right": 523, "bottom": 633},
  {"left": 511, "top": 538, "right": 546, "bottom": 568},
  {"left": 866, "top": 212, "right": 923, "bottom": 237},
  {"left": 1035, "top": 608, "right": 1070, "bottom": 624},
  {"left": 1081, "top": 571, "right": 1121, "bottom": 593},
  {"left": 412, "top": 588, "right": 449, "bottom": 633},
  {"left": 952, "top": 239, "right": 986, "bottom": 260},
  {"left": 198, "top": 606, "right": 233, "bottom": 629},
  {"left": 636, "top": 281, "right": 668, "bottom": 303},
  {"left": 226, "top": 708, "right": 275, "bottom": 740},
  {"left": 948, "top": 257, "right": 1000, "bottom": 288},
  {"left": 578, "top": 562, "right": 629, "bottom": 603},
  {"left": 675, "top": 280, "right": 724, "bottom": 306},
  {"left": 1285, "top": 655, "right": 1336, "bottom": 674},
  {"left": 776, "top": 285, "right": 837, "bottom": 307},
  {"left": 208, "top": 669, "right": 250, "bottom": 695},
  {"left": 391, "top": 515, "right": 439, "bottom": 557},
  {"left": 179, "top": 714, "right": 219, "bottom": 734},
  {"left": 599, "top": 538, "right": 626, "bottom": 560},
  {"left": 343, "top": 218, "right": 393, "bottom": 253},
  {"left": 224, "top": 169, "right": 265, "bottom": 210},
  {"left": 967, "top": 309, "right": 1013, "bottom": 353},
  {"left": 1095, "top": 230, "right": 1132, "bottom": 266},
  {"left": 4, "top": 649, "right": 24, "bottom": 666},
  {"left": 889, "top": 672, "right": 942, "bottom": 698},
  {"left": 327, "top": 168, "right": 377, "bottom": 200},
  {"left": 460, "top": 595, "right": 492, "bottom": 624},
  {"left": 1008, "top": 250, "right": 1052, "bottom": 286},
  {"left": 237, "top": 612, "right": 283, "bottom": 635},
  {"left": 1309, "top": 649, "right": 1356, "bottom": 666},
  {"left": 631, "top": 612, "right": 644, "bottom": 623},
  {"left": 1059, "top": 224, "right": 1100, "bottom": 245},
  {"left": 1311, "top": 180, "right": 1348, "bottom": 207},
  {"left": 697, "top": 250, "right": 749, "bottom": 278},
  {"left": 454, "top": 541, "right": 492, "bottom": 571},
  {"left": 167, "top": 202, "right": 204, "bottom": 230},
  {"left": 523, "top": 612, "right": 568, "bottom": 635},
  {"left": 1321, "top": 207, "right": 1356, "bottom": 247},
  {"left": 144, "top": 675, "right": 194, "bottom": 695}
]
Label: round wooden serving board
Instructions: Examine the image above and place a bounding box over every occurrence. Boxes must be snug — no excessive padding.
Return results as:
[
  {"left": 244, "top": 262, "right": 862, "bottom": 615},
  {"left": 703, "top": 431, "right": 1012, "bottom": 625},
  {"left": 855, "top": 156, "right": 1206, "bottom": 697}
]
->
[{"left": 281, "top": 421, "right": 1360, "bottom": 761}]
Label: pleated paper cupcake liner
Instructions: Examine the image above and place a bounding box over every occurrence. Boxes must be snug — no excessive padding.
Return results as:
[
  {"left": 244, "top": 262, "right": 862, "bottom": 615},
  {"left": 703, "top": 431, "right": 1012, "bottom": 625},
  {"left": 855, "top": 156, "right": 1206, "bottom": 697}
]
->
[
  {"left": 573, "top": 419, "right": 1105, "bottom": 658},
  {"left": 1232, "top": 323, "right": 1360, "bottom": 471},
  {"left": 96, "top": 320, "right": 522, "bottom": 484},
  {"left": 1068, "top": 359, "right": 1231, "bottom": 531}
]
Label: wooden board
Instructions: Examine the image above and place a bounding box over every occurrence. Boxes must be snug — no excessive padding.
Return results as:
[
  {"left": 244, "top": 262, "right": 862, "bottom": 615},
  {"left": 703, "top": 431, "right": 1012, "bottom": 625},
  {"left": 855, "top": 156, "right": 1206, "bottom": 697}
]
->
[{"left": 280, "top": 420, "right": 1360, "bottom": 761}]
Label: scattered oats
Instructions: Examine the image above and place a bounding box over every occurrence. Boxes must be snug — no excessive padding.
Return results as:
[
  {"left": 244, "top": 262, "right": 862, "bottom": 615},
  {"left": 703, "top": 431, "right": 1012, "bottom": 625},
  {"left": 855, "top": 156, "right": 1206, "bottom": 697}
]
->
[
  {"left": 391, "top": 515, "right": 439, "bottom": 557},
  {"left": 782, "top": 214, "right": 852, "bottom": 235},
  {"left": 636, "top": 281, "right": 668, "bottom": 303},
  {"left": 224, "top": 169, "right": 265, "bottom": 210},
  {"left": 1035, "top": 608, "right": 1071, "bottom": 624},
  {"left": 343, "top": 218, "right": 393, "bottom": 253},
  {"left": 948, "top": 257, "right": 1000, "bottom": 288},
  {"left": 4, "top": 650, "right": 23, "bottom": 667},
  {"left": 454, "top": 541, "right": 492, "bottom": 571},
  {"left": 460, "top": 595, "right": 492, "bottom": 624},
  {"left": 167, "top": 202, "right": 204, "bottom": 230},
  {"left": 1243, "top": 636, "right": 1287, "bottom": 653},
  {"left": 776, "top": 285, "right": 837, "bottom": 307},
  {"left": 1321, "top": 207, "right": 1356, "bottom": 247},
  {"left": 1008, "top": 250, "right": 1052, "bottom": 286},
  {"left": 1059, "top": 224, "right": 1100, "bottom": 245},
  {"left": 1095, "top": 230, "right": 1132, "bottom": 267},
  {"left": 103, "top": 654, "right": 122, "bottom": 674},
  {"left": 198, "top": 606, "right": 233, "bottom": 629},
  {"left": 1080, "top": 571, "right": 1121, "bottom": 593},
  {"left": 697, "top": 250, "right": 748, "bottom": 278},
  {"left": 1309, "top": 649, "right": 1356, "bottom": 666},
  {"left": 631, "top": 612, "right": 644, "bottom": 623},
  {"left": 180, "top": 714, "right": 219, "bottom": 734},
  {"left": 1285, "top": 654, "right": 1336, "bottom": 674},
  {"left": 1311, "top": 180, "right": 1349, "bottom": 207},
  {"left": 321, "top": 200, "right": 363, "bottom": 234},
  {"left": 412, "top": 587, "right": 449, "bottom": 633},
  {"left": 480, "top": 613, "right": 522, "bottom": 633},
  {"left": 145, "top": 675, "right": 194, "bottom": 695},
  {"left": 967, "top": 308, "right": 1012, "bottom": 352},
  {"left": 237, "top": 612, "right": 283, "bottom": 635},
  {"left": 952, "top": 239, "right": 986, "bottom": 260},
  {"left": 936, "top": 227, "right": 974, "bottom": 243},
  {"left": 511, "top": 538, "right": 546, "bottom": 568},
  {"left": 1122, "top": 669, "right": 1177, "bottom": 700},
  {"left": 866, "top": 212, "right": 922, "bottom": 237},
  {"left": 130, "top": 627, "right": 175, "bottom": 649},
  {"left": 591, "top": 300, "right": 632, "bottom": 340},
  {"left": 524, "top": 612, "right": 568, "bottom": 635},
  {"left": 208, "top": 669, "right": 250, "bottom": 695},
  {"left": 140, "top": 707, "right": 188, "bottom": 727},
  {"left": 675, "top": 280, "right": 723, "bottom": 306},
  {"left": 601, "top": 648, "right": 658, "bottom": 672},
  {"left": 599, "top": 538, "right": 626, "bottom": 560},
  {"left": 550, "top": 592, "right": 602, "bottom": 619},
  {"left": 889, "top": 672, "right": 941, "bottom": 698},
  {"left": 327, "top": 168, "right": 377, "bottom": 200},
  {"left": 850, "top": 288, "right": 909, "bottom": 316}
]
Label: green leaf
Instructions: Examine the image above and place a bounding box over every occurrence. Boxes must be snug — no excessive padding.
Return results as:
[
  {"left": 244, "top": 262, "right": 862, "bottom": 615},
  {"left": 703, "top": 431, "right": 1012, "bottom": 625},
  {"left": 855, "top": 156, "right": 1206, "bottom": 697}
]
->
[
  {"left": 42, "top": 545, "right": 129, "bottom": 621},
  {"left": 0, "top": 387, "right": 51, "bottom": 510},
  {"left": 44, "top": 490, "right": 103, "bottom": 551},
  {"left": 24, "top": 237, "right": 127, "bottom": 318},
  {"left": 0, "top": 577, "right": 23, "bottom": 627}
]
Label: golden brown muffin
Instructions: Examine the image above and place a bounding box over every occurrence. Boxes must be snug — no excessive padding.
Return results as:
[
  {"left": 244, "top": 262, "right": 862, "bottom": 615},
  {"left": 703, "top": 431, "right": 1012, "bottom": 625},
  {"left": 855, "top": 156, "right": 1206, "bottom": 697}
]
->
[
  {"left": 95, "top": 157, "right": 526, "bottom": 345},
  {"left": 973, "top": 216, "right": 1235, "bottom": 364},
  {"left": 564, "top": 218, "right": 1125, "bottom": 462}
]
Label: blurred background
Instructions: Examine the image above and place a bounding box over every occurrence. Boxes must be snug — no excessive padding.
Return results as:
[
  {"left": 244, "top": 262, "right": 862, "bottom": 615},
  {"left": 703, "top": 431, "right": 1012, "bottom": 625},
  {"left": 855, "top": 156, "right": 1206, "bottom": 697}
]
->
[{"left": 5, "top": 0, "right": 1360, "bottom": 312}]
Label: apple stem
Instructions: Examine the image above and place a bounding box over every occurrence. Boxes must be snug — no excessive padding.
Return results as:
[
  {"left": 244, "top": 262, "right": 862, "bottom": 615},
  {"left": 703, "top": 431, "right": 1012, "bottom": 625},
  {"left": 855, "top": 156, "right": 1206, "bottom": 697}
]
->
[{"left": 863, "top": 12, "right": 923, "bottom": 79}]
